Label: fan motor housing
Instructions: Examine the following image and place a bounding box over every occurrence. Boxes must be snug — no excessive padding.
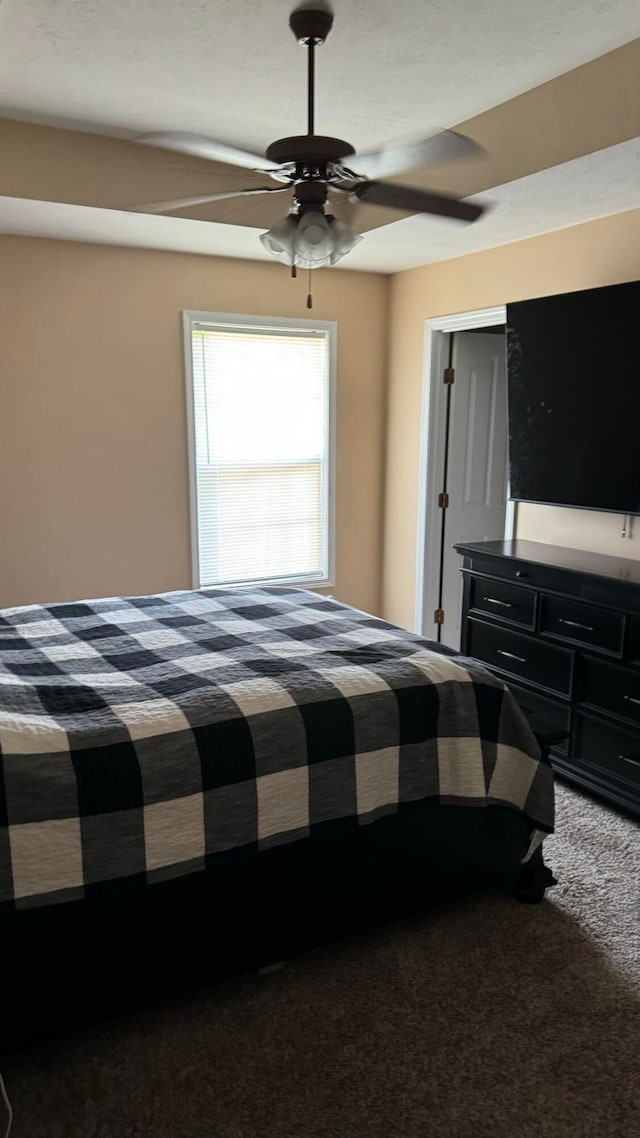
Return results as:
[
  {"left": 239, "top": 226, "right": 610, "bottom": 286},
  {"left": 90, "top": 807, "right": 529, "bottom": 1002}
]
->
[
  {"left": 266, "top": 135, "right": 355, "bottom": 166},
  {"left": 294, "top": 180, "right": 328, "bottom": 211}
]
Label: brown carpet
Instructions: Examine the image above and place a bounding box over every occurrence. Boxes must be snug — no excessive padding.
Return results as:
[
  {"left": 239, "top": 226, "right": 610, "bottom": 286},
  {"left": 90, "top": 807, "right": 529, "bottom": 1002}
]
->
[{"left": 4, "top": 783, "right": 640, "bottom": 1138}]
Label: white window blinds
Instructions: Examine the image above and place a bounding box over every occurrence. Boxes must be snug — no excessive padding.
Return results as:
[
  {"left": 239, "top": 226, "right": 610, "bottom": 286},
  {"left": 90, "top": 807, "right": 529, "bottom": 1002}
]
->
[{"left": 186, "top": 316, "right": 334, "bottom": 588}]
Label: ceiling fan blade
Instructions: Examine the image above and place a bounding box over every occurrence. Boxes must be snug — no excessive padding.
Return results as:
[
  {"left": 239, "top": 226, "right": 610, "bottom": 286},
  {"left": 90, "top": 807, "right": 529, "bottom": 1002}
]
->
[
  {"left": 350, "top": 130, "right": 483, "bottom": 181},
  {"left": 129, "top": 186, "right": 290, "bottom": 215},
  {"left": 352, "top": 181, "right": 484, "bottom": 222},
  {"left": 138, "top": 132, "right": 276, "bottom": 172}
]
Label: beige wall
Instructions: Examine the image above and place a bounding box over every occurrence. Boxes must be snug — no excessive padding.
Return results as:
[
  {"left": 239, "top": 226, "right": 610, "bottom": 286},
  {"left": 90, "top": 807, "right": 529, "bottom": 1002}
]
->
[
  {"left": 384, "top": 208, "right": 640, "bottom": 630},
  {"left": 4, "top": 210, "right": 640, "bottom": 628},
  {"left": 0, "top": 235, "right": 388, "bottom": 614}
]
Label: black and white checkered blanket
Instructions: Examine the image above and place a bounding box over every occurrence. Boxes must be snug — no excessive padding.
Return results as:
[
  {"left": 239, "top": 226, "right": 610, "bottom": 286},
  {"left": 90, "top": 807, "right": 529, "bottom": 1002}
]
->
[{"left": 0, "top": 587, "right": 553, "bottom": 912}]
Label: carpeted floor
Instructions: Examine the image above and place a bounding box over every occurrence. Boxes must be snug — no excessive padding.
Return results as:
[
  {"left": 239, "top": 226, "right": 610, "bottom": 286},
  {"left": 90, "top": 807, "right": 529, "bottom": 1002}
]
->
[{"left": 4, "top": 783, "right": 639, "bottom": 1138}]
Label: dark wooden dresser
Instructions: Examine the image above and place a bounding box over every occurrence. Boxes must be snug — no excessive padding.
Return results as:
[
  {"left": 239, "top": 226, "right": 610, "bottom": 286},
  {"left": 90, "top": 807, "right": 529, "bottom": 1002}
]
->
[{"left": 454, "top": 539, "right": 640, "bottom": 817}]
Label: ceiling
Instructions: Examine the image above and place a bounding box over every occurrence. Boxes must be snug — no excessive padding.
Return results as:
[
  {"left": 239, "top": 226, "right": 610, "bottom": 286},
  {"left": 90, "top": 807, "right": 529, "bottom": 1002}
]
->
[{"left": 0, "top": 0, "right": 639, "bottom": 272}]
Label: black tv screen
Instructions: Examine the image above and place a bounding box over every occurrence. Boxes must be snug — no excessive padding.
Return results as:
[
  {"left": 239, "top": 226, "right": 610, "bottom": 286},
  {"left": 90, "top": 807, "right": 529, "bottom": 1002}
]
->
[{"left": 506, "top": 280, "right": 640, "bottom": 515}]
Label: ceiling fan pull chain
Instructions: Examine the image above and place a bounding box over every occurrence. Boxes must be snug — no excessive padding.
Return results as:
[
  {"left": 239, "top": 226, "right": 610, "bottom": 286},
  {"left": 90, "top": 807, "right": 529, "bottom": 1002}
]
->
[
  {"left": 307, "top": 268, "right": 313, "bottom": 309},
  {"left": 291, "top": 265, "right": 297, "bottom": 278}
]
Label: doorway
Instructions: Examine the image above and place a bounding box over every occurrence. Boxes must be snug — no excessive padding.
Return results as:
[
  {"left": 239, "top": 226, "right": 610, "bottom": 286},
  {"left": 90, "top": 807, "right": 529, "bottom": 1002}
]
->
[{"left": 415, "top": 305, "right": 514, "bottom": 650}]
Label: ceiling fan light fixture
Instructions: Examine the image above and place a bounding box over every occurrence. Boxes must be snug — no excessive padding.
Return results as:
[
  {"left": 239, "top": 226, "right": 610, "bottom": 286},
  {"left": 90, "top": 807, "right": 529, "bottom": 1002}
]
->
[{"left": 260, "top": 210, "right": 362, "bottom": 269}]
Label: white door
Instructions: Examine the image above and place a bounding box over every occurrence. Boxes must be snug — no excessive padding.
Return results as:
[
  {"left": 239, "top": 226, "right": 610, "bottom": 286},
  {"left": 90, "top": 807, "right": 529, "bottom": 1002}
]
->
[{"left": 440, "top": 332, "right": 508, "bottom": 650}]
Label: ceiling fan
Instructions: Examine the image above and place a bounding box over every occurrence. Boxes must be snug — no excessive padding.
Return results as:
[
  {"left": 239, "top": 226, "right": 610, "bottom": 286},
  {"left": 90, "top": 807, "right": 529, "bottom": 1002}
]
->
[{"left": 134, "top": 2, "right": 486, "bottom": 287}]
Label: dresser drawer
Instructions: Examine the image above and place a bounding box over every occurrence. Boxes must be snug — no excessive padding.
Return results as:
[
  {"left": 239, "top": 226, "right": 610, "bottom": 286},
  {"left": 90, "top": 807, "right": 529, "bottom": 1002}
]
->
[
  {"left": 583, "top": 579, "right": 640, "bottom": 618},
  {"left": 578, "top": 656, "right": 640, "bottom": 727},
  {"left": 574, "top": 713, "right": 640, "bottom": 789},
  {"left": 468, "top": 576, "right": 536, "bottom": 629},
  {"left": 467, "top": 554, "right": 579, "bottom": 596},
  {"left": 540, "top": 595, "right": 624, "bottom": 656},
  {"left": 506, "top": 682, "right": 571, "bottom": 754},
  {"left": 467, "top": 619, "right": 573, "bottom": 696}
]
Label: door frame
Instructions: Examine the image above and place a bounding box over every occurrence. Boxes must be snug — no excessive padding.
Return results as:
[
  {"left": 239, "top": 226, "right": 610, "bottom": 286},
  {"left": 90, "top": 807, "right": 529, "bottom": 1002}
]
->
[{"left": 415, "top": 304, "right": 515, "bottom": 636}]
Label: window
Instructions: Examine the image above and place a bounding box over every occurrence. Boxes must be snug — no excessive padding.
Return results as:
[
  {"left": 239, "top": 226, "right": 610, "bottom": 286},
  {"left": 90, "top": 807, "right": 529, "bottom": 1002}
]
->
[{"left": 183, "top": 312, "right": 336, "bottom": 589}]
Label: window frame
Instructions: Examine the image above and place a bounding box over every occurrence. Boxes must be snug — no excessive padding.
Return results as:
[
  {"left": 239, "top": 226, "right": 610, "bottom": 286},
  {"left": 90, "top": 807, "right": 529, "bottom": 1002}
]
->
[{"left": 182, "top": 310, "right": 337, "bottom": 591}]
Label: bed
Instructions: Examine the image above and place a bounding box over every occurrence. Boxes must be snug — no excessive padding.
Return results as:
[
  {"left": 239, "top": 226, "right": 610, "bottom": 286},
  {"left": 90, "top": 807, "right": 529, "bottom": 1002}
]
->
[{"left": 0, "top": 586, "right": 554, "bottom": 1052}]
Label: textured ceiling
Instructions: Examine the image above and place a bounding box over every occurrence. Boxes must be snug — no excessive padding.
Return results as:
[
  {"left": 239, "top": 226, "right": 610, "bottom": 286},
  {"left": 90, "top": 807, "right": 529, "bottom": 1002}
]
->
[
  {"left": 1, "top": 0, "right": 639, "bottom": 149},
  {"left": 0, "top": 0, "right": 639, "bottom": 269}
]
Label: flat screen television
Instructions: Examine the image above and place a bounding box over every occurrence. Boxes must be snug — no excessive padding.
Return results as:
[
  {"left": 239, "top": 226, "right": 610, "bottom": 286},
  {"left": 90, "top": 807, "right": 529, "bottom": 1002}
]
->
[{"left": 506, "top": 279, "right": 640, "bottom": 515}]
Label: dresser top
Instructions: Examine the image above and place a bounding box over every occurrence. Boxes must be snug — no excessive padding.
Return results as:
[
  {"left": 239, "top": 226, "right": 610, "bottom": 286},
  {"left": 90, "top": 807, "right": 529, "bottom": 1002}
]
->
[{"left": 453, "top": 539, "right": 640, "bottom": 588}]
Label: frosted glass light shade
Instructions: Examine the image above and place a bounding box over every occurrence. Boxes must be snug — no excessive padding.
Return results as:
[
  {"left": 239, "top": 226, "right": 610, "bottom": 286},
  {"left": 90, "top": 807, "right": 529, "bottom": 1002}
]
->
[
  {"left": 260, "top": 210, "right": 362, "bottom": 268},
  {"left": 328, "top": 217, "right": 363, "bottom": 264},
  {"left": 293, "top": 211, "right": 336, "bottom": 268},
  {"left": 259, "top": 214, "right": 298, "bottom": 265}
]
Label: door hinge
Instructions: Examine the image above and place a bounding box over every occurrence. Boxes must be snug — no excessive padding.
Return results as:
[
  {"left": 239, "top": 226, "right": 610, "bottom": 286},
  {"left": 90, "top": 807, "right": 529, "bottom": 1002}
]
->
[
  {"left": 443, "top": 367, "right": 455, "bottom": 385},
  {"left": 434, "top": 608, "right": 445, "bottom": 625},
  {"left": 438, "top": 491, "right": 449, "bottom": 509}
]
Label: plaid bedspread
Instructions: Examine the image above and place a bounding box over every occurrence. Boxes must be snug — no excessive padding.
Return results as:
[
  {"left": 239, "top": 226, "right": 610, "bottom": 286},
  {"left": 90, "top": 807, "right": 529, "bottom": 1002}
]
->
[{"left": 0, "top": 587, "right": 553, "bottom": 912}]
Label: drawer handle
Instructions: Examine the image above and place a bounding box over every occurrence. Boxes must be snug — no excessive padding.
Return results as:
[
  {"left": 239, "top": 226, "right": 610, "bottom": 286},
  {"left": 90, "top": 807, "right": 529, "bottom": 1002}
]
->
[
  {"left": 618, "top": 753, "right": 640, "bottom": 768},
  {"left": 557, "top": 618, "right": 595, "bottom": 632},
  {"left": 483, "top": 596, "right": 514, "bottom": 608},
  {"left": 623, "top": 695, "right": 640, "bottom": 707},
  {"left": 497, "top": 649, "right": 528, "bottom": 664}
]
